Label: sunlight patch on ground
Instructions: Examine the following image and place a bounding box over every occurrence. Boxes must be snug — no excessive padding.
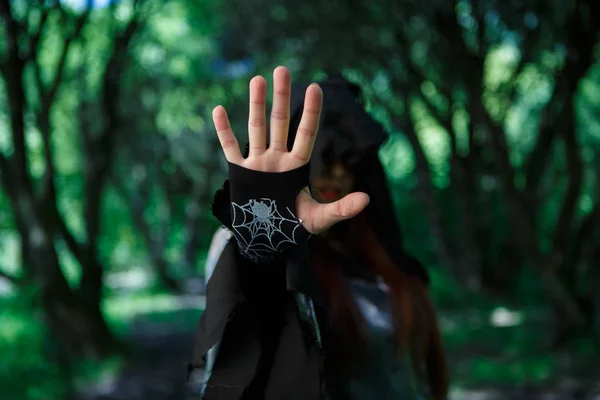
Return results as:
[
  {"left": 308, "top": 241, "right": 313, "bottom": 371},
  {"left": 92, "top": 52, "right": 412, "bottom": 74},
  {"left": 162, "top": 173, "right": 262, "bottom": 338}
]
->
[
  {"left": 105, "top": 269, "right": 154, "bottom": 291},
  {"left": 489, "top": 307, "right": 524, "bottom": 327},
  {"left": 449, "top": 387, "right": 498, "bottom": 400},
  {"left": 103, "top": 293, "right": 205, "bottom": 322}
]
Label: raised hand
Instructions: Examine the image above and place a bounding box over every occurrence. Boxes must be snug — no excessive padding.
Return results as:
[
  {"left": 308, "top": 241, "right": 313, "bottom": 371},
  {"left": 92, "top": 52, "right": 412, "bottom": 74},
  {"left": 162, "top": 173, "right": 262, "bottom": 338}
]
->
[{"left": 212, "top": 66, "right": 369, "bottom": 235}]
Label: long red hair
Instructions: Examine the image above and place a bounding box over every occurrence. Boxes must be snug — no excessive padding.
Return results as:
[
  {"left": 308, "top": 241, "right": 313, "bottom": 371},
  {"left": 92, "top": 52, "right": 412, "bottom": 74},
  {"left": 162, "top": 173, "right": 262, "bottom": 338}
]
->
[{"left": 311, "top": 212, "right": 449, "bottom": 400}]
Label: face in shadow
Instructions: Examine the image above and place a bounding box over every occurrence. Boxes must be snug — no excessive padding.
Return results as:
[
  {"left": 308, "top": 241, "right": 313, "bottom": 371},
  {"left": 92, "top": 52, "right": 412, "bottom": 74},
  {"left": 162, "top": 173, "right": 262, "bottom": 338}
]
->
[{"left": 312, "top": 160, "right": 354, "bottom": 204}]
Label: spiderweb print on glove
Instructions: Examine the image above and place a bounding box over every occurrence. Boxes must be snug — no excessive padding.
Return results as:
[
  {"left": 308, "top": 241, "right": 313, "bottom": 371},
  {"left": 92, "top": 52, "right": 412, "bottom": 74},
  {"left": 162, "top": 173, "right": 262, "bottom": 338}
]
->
[{"left": 230, "top": 198, "right": 303, "bottom": 263}]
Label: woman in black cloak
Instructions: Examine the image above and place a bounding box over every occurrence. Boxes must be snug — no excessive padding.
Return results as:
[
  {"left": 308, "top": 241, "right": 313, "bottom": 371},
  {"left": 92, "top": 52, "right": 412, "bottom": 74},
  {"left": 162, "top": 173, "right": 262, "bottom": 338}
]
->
[{"left": 188, "top": 66, "right": 448, "bottom": 400}]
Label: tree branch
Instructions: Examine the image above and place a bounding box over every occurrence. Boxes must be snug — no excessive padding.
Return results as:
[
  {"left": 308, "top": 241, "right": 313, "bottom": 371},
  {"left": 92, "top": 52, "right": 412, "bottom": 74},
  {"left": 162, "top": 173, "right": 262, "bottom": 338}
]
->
[
  {"left": 84, "top": 13, "right": 140, "bottom": 247},
  {"left": 569, "top": 203, "right": 600, "bottom": 269},
  {"left": 36, "top": 0, "right": 92, "bottom": 202},
  {"left": 0, "top": 0, "right": 33, "bottom": 196},
  {"left": 524, "top": 1, "right": 600, "bottom": 197},
  {"left": 47, "top": 1, "right": 92, "bottom": 102},
  {"left": 551, "top": 104, "right": 583, "bottom": 254},
  {"left": 0, "top": 152, "right": 13, "bottom": 196},
  {"left": 78, "top": 8, "right": 143, "bottom": 299},
  {"left": 549, "top": 1, "right": 599, "bottom": 269},
  {"left": 26, "top": 1, "right": 54, "bottom": 61}
]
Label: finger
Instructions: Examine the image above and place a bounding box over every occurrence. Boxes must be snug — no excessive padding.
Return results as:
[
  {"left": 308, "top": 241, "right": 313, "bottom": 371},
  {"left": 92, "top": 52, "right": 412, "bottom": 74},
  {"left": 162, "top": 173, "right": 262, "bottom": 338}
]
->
[
  {"left": 248, "top": 75, "right": 267, "bottom": 156},
  {"left": 291, "top": 83, "right": 323, "bottom": 164},
  {"left": 213, "top": 105, "right": 243, "bottom": 164},
  {"left": 309, "top": 192, "right": 370, "bottom": 234},
  {"left": 269, "top": 66, "right": 291, "bottom": 152}
]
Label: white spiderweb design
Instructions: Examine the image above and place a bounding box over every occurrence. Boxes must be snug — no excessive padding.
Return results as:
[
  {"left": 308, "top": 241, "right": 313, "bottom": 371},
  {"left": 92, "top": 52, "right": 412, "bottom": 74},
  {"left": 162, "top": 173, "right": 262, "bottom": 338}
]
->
[{"left": 230, "top": 198, "right": 302, "bottom": 263}]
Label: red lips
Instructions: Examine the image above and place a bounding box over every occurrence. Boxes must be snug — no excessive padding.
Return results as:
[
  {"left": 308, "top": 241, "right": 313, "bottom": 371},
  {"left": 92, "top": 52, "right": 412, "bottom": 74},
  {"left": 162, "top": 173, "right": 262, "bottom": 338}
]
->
[{"left": 319, "top": 190, "right": 340, "bottom": 202}]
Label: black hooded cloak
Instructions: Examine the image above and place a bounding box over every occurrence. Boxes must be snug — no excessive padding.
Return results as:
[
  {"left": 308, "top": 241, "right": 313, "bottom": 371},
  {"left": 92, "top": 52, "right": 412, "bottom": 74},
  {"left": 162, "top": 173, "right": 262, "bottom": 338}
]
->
[{"left": 187, "top": 75, "right": 429, "bottom": 400}]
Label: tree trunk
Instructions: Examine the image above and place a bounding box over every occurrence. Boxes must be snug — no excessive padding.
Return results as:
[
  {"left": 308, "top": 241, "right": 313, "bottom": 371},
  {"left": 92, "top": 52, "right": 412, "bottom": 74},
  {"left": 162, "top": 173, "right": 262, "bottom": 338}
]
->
[
  {"left": 44, "top": 281, "right": 118, "bottom": 363},
  {"left": 8, "top": 185, "right": 119, "bottom": 365},
  {"left": 22, "top": 227, "right": 118, "bottom": 365}
]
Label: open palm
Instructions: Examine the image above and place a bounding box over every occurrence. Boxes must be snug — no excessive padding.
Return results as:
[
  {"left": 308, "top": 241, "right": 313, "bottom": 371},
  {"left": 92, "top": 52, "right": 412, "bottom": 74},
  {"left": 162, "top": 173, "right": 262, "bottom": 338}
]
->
[{"left": 212, "top": 66, "right": 369, "bottom": 234}]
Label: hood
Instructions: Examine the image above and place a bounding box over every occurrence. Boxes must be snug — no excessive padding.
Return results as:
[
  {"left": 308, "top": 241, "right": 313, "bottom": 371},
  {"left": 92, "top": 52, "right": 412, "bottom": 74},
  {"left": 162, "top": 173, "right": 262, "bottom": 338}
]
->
[
  {"left": 286, "top": 74, "right": 388, "bottom": 180},
  {"left": 288, "top": 74, "right": 429, "bottom": 285}
]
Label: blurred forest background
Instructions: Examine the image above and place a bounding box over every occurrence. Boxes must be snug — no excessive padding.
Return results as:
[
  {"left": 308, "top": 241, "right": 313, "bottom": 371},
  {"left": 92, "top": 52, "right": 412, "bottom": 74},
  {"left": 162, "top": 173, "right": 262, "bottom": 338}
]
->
[{"left": 0, "top": 0, "right": 599, "bottom": 399}]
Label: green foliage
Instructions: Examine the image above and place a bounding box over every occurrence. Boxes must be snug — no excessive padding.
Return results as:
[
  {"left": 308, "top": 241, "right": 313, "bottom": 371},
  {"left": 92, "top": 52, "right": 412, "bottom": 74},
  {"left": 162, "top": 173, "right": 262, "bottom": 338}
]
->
[{"left": 0, "top": 297, "right": 70, "bottom": 400}]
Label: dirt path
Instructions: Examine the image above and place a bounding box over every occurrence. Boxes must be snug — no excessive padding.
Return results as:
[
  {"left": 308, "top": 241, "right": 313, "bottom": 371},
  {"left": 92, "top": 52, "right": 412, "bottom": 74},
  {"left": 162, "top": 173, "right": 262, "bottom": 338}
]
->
[{"left": 82, "top": 328, "right": 196, "bottom": 400}]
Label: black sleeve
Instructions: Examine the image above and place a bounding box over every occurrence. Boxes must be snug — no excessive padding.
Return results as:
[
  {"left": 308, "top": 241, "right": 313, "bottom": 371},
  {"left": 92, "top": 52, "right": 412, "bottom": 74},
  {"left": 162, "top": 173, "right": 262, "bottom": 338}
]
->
[
  {"left": 212, "top": 162, "right": 312, "bottom": 264},
  {"left": 188, "top": 162, "right": 326, "bottom": 400}
]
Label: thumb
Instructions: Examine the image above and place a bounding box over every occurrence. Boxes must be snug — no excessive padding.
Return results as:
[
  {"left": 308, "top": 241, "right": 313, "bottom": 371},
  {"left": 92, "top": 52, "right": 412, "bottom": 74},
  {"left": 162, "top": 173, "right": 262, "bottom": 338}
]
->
[{"left": 311, "top": 192, "right": 370, "bottom": 234}]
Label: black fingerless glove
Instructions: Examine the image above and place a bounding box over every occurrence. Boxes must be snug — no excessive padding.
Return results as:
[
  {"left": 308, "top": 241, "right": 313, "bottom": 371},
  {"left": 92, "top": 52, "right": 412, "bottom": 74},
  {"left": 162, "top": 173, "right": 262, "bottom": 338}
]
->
[{"left": 212, "top": 162, "right": 312, "bottom": 264}]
